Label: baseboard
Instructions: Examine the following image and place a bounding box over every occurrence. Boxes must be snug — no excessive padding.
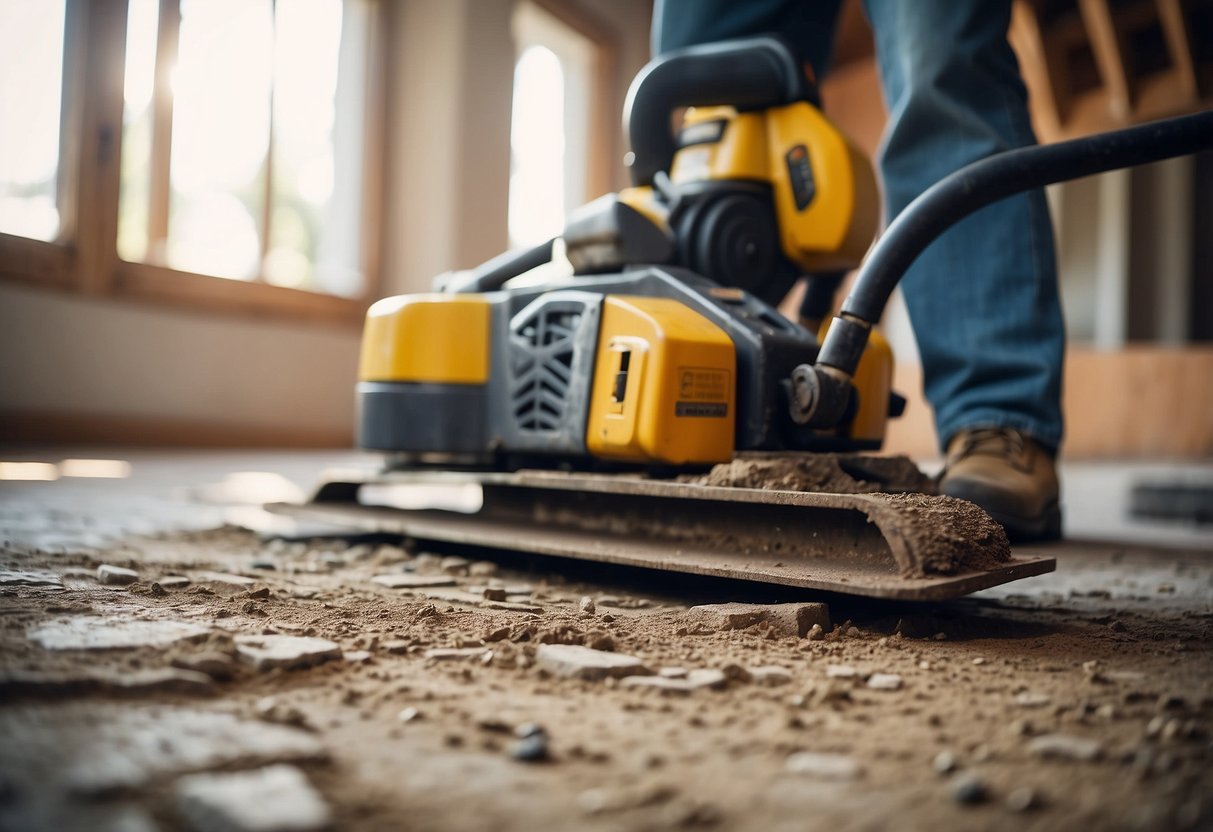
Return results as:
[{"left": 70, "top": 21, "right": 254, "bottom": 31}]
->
[{"left": 0, "top": 410, "right": 354, "bottom": 449}]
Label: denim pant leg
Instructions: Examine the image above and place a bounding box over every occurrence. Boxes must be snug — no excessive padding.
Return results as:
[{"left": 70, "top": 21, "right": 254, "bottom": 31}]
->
[
  {"left": 862, "top": 0, "right": 1065, "bottom": 452},
  {"left": 652, "top": 0, "right": 843, "bottom": 76}
]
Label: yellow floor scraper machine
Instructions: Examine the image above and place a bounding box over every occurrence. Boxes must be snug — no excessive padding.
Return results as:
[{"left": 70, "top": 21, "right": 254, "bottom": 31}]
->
[{"left": 274, "top": 38, "right": 1213, "bottom": 600}]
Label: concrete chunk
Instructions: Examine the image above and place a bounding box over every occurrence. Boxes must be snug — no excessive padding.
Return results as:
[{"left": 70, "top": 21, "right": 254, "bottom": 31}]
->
[
  {"left": 748, "top": 666, "right": 793, "bottom": 686},
  {"left": 28, "top": 617, "right": 210, "bottom": 650},
  {"left": 370, "top": 574, "right": 457, "bottom": 589},
  {"left": 620, "top": 668, "right": 725, "bottom": 693},
  {"left": 1027, "top": 733, "right": 1104, "bottom": 762},
  {"left": 0, "top": 704, "right": 328, "bottom": 795},
  {"left": 866, "top": 673, "right": 903, "bottom": 691},
  {"left": 686, "top": 602, "right": 830, "bottom": 638},
  {"left": 424, "top": 647, "right": 489, "bottom": 661},
  {"left": 0, "top": 567, "right": 63, "bottom": 587},
  {"left": 176, "top": 764, "right": 331, "bottom": 832},
  {"left": 785, "top": 751, "right": 864, "bottom": 781},
  {"left": 234, "top": 635, "right": 341, "bottom": 671},
  {"left": 97, "top": 564, "right": 139, "bottom": 585},
  {"left": 536, "top": 644, "right": 651, "bottom": 680}
]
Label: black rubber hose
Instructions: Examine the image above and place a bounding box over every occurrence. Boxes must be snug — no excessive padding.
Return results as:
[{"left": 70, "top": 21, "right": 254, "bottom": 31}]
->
[
  {"left": 445, "top": 238, "right": 555, "bottom": 294},
  {"left": 818, "top": 109, "right": 1213, "bottom": 374}
]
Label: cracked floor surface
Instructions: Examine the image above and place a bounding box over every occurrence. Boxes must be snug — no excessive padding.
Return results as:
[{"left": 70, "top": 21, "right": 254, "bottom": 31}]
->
[{"left": 0, "top": 450, "right": 1210, "bottom": 831}]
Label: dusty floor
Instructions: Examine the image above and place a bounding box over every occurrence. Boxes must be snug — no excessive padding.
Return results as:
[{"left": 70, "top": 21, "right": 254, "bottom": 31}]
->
[{"left": 0, "top": 450, "right": 1210, "bottom": 832}]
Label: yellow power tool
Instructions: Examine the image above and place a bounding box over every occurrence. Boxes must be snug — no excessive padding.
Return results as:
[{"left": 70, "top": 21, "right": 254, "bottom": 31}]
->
[{"left": 357, "top": 37, "right": 898, "bottom": 470}]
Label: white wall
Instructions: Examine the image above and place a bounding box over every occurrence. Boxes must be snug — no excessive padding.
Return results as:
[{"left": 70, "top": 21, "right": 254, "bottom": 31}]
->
[{"left": 0, "top": 282, "right": 360, "bottom": 436}]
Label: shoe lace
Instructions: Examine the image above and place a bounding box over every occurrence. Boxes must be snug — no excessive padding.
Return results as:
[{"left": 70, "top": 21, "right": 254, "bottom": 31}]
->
[{"left": 955, "top": 427, "right": 1027, "bottom": 460}]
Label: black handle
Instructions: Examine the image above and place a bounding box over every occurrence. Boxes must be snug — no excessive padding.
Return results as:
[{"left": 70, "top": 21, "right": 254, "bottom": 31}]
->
[{"left": 624, "top": 36, "right": 814, "bottom": 188}]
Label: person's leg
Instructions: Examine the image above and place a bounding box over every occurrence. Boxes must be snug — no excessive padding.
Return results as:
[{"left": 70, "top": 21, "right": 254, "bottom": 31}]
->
[
  {"left": 862, "top": 0, "right": 1064, "bottom": 539},
  {"left": 652, "top": 0, "right": 844, "bottom": 79},
  {"left": 861, "top": 0, "right": 1065, "bottom": 453}
]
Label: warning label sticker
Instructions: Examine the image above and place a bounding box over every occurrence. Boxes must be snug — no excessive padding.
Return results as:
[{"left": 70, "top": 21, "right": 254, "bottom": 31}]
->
[
  {"left": 675, "top": 401, "right": 728, "bottom": 418},
  {"left": 677, "top": 367, "right": 729, "bottom": 401},
  {"left": 675, "top": 367, "right": 729, "bottom": 418}
]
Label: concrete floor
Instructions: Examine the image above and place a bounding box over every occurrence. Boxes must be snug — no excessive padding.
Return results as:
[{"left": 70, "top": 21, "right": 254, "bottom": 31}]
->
[{"left": 0, "top": 449, "right": 1210, "bottom": 831}]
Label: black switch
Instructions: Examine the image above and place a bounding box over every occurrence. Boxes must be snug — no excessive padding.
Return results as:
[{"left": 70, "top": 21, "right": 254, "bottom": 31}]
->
[{"left": 611, "top": 350, "right": 631, "bottom": 402}]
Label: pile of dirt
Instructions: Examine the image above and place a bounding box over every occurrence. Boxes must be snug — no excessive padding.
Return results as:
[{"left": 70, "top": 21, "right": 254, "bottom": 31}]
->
[
  {"left": 873, "top": 492, "right": 1011, "bottom": 575},
  {"left": 685, "top": 453, "right": 937, "bottom": 495}
]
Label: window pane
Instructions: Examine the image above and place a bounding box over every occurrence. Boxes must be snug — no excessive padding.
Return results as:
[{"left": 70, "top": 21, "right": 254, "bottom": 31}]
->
[
  {"left": 117, "top": 0, "right": 372, "bottom": 296},
  {"left": 168, "top": 0, "right": 273, "bottom": 280},
  {"left": 0, "top": 0, "right": 66, "bottom": 242},
  {"left": 265, "top": 0, "right": 367, "bottom": 297},
  {"left": 509, "top": 2, "right": 596, "bottom": 249},
  {"left": 117, "top": 0, "right": 159, "bottom": 263},
  {"left": 509, "top": 45, "right": 566, "bottom": 248}
]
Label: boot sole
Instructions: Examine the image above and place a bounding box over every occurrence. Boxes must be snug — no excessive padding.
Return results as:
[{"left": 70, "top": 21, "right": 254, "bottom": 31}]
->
[{"left": 941, "top": 481, "right": 1063, "bottom": 543}]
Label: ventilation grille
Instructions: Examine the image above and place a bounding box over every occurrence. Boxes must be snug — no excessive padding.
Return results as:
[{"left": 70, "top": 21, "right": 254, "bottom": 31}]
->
[{"left": 509, "top": 306, "right": 581, "bottom": 432}]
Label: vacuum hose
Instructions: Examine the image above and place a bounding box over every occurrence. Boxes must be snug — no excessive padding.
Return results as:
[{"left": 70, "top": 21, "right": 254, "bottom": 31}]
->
[{"left": 792, "top": 108, "right": 1213, "bottom": 427}]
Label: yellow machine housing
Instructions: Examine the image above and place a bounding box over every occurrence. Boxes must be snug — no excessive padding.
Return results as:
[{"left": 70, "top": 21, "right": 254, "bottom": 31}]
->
[{"left": 587, "top": 296, "right": 735, "bottom": 464}]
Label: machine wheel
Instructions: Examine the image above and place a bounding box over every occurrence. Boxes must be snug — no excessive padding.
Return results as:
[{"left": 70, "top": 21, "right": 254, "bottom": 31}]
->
[{"left": 680, "top": 192, "right": 785, "bottom": 305}]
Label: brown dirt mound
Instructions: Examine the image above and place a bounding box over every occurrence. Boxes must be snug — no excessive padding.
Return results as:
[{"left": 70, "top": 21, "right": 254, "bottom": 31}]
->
[
  {"left": 684, "top": 453, "right": 937, "bottom": 495},
  {"left": 873, "top": 492, "right": 1011, "bottom": 575}
]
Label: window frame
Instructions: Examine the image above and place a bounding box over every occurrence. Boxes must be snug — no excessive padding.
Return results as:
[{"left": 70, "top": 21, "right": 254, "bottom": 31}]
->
[{"left": 0, "top": 0, "right": 389, "bottom": 328}]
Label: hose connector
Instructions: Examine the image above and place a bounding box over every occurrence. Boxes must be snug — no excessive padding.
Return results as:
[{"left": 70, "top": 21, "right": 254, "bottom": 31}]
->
[{"left": 787, "top": 363, "right": 854, "bottom": 428}]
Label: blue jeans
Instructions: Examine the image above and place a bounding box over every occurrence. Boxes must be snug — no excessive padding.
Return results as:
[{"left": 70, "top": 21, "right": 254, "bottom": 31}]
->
[{"left": 654, "top": 0, "right": 1065, "bottom": 453}]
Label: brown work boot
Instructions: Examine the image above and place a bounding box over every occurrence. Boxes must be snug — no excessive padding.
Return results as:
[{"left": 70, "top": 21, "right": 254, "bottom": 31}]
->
[{"left": 940, "top": 427, "right": 1062, "bottom": 542}]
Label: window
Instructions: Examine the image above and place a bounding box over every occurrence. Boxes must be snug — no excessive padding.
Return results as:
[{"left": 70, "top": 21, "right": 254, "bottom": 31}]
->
[
  {"left": 0, "top": 0, "right": 386, "bottom": 323},
  {"left": 508, "top": 0, "right": 613, "bottom": 249},
  {"left": 0, "top": 1, "right": 67, "bottom": 243}
]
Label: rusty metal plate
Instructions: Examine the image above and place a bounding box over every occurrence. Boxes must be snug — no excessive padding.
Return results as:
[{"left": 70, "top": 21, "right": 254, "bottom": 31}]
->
[{"left": 267, "top": 468, "right": 1055, "bottom": 601}]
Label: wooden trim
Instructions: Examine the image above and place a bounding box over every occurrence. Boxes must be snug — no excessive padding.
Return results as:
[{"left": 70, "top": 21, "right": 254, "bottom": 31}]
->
[
  {"left": 0, "top": 409, "right": 353, "bottom": 449},
  {"left": 115, "top": 260, "right": 368, "bottom": 327},
  {"left": 358, "top": 0, "right": 390, "bottom": 302},
  {"left": 1009, "top": 1, "right": 1064, "bottom": 140},
  {"left": 73, "top": 0, "right": 128, "bottom": 295},
  {"left": 1078, "top": 0, "right": 1133, "bottom": 121},
  {"left": 528, "top": 0, "right": 621, "bottom": 201},
  {"left": 55, "top": 0, "right": 88, "bottom": 247},
  {"left": 0, "top": 234, "right": 76, "bottom": 289},
  {"left": 1155, "top": 0, "right": 1199, "bottom": 102},
  {"left": 147, "top": 0, "right": 180, "bottom": 251}
]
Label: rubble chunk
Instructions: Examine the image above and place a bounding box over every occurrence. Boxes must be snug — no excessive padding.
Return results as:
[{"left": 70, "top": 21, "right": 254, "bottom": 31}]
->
[
  {"left": 0, "top": 567, "right": 63, "bottom": 587},
  {"left": 621, "top": 669, "right": 726, "bottom": 693},
  {"left": 28, "top": 617, "right": 210, "bottom": 650},
  {"left": 97, "top": 564, "right": 139, "bottom": 585},
  {"left": 1027, "top": 733, "right": 1104, "bottom": 762},
  {"left": 234, "top": 635, "right": 341, "bottom": 671},
  {"left": 748, "top": 666, "right": 793, "bottom": 686},
  {"left": 866, "top": 673, "right": 903, "bottom": 691},
  {"left": 175, "top": 764, "right": 331, "bottom": 832},
  {"left": 370, "top": 574, "right": 457, "bottom": 589},
  {"left": 950, "top": 773, "right": 989, "bottom": 805},
  {"left": 424, "top": 647, "right": 489, "bottom": 661},
  {"left": 685, "top": 602, "right": 829, "bottom": 638},
  {"left": 1013, "top": 692, "right": 1052, "bottom": 708},
  {"left": 536, "top": 644, "right": 650, "bottom": 680},
  {"left": 198, "top": 572, "right": 258, "bottom": 588},
  {"left": 785, "top": 751, "right": 863, "bottom": 781}
]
